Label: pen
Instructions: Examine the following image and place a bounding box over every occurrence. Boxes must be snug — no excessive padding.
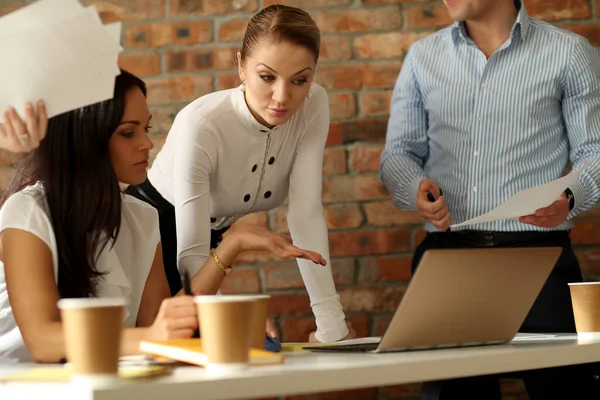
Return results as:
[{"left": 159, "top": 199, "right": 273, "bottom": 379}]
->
[
  {"left": 427, "top": 188, "right": 451, "bottom": 233},
  {"left": 181, "top": 269, "right": 200, "bottom": 338}
]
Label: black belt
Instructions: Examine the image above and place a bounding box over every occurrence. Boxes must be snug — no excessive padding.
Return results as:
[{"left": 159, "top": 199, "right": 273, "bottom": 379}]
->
[{"left": 428, "top": 230, "right": 570, "bottom": 247}]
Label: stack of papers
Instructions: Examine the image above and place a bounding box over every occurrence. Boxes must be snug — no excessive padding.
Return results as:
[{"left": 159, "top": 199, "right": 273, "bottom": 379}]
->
[{"left": 0, "top": 0, "right": 123, "bottom": 119}]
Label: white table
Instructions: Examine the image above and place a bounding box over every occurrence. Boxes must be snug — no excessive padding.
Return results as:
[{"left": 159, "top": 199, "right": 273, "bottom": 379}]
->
[{"left": 1, "top": 334, "right": 600, "bottom": 400}]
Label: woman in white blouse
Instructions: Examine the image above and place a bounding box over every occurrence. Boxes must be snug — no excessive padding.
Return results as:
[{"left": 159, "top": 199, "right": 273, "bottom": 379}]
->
[
  {"left": 0, "top": 70, "right": 324, "bottom": 363},
  {"left": 126, "top": 5, "right": 353, "bottom": 343}
]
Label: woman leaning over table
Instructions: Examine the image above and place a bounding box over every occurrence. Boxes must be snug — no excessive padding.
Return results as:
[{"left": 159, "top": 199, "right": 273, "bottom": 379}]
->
[
  {"left": 125, "top": 4, "right": 355, "bottom": 343},
  {"left": 0, "top": 70, "right": 325, "bottom": 363}
]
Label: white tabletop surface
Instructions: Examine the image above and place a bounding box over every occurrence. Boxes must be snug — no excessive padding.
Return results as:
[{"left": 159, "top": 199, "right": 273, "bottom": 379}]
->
[{"left": 1, "top": 334, "right": 599, "bottom": 400}]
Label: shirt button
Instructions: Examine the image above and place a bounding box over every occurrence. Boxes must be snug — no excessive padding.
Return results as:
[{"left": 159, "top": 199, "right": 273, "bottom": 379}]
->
[
  {"left": 251, "top": 164, "right": 257, "bottom": 172},
  {"left": 473, "top": 186, "right": 478, "bottom": 192},
  {"left": 244, "top": 194, "right": 251, "bottom": 202},
  {"left": 268, "top": 157, "right": 275, "bottom": 165},
  {"left": 478, "top": 117, "right": 483, "bottom": 122},
  {"left": 481, "top": 83, "right": 487, "bottom": 89},
  {"left": 210, "top": 218, "right": 216, "bottom": 223},
  {"left": 474, "top": 151, "right": 479, "bottom": 157},
  {"left": 264, "top": 191, "right": 272, "bottom": 199}
]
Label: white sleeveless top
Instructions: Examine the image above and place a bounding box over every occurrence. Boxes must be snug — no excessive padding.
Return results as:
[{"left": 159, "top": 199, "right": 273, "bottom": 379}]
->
[{"left": 0, "top": 183, "right": 160, "bottom": 363}]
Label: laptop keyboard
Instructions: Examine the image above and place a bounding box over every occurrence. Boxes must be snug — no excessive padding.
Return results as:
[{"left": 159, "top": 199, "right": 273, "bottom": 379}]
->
[{"left": 304, "top": 342, "right": 380, "bottom": 352}]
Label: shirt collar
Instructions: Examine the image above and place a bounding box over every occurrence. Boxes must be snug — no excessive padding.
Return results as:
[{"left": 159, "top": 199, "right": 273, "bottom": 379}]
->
[
  {"left": 232, "top": 84, "right": 283, "bottom": 136},
  {"left": 451, "top": 0, "right": 530, "bottom": 45}
]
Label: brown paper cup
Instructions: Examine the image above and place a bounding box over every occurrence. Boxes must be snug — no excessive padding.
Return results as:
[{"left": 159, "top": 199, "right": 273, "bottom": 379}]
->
[
  {"left": 58, "top": 298, "right": 125, "bottom": 386},
  {"left": 194, "top": 295, "right": 254, "bottom": 372},
  {"left": 249, "top": 295, "right": 271, "bottom": 350},
  {"left": 569, "top": 282, "right": 600, "bottom": 333}
]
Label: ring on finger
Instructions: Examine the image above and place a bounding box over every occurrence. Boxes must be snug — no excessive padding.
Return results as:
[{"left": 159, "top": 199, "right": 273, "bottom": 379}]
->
[{"left": 18, "top": 133, "right": 29, "bottom": 142}]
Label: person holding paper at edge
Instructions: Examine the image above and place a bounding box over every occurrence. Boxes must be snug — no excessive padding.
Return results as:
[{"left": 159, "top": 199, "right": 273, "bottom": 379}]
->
[
  {"left": 0, "top": 102, "right": 47, "bottom": 153},
  {"left": 380, "top": 0, "right": 600, "bottom": 399},
  {"left": 125, "top": 5, "right": 355, "bottom": 343}
]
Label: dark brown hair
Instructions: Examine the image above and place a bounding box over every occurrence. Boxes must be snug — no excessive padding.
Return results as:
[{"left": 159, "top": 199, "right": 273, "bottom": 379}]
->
[
  {"left": 0, "top": 70, "right": 147, "bottom": 299},
  {"left": 241, "top": 4, "right": 321, "bottom": 63}
]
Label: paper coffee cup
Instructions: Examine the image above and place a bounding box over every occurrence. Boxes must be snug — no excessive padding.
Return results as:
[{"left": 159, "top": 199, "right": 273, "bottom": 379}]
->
[
  {"left": 249, "top": 295, "right": 271, "bottom": 349},
  {"left": 568, "top": 282, "right": 600, "bottom": 333},
  {"left": 58, "top": 297, "right": 126, "bottom": 385},
  {"left": 194, "top": 295, "right": 255, "bottom": 372}
]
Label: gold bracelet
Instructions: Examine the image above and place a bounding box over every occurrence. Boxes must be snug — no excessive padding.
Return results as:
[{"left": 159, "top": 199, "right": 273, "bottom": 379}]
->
[{"left": 210, "top": 250, "right": 232, "bottom": 276}]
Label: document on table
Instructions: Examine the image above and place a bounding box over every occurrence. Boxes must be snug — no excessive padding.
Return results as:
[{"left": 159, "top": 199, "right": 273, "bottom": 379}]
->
[
  {"left": 0, "top": 0, "right": 123, "bottom": 119},
  {"left": 451, "top": 170, "right": 581, "bottom": 229}
]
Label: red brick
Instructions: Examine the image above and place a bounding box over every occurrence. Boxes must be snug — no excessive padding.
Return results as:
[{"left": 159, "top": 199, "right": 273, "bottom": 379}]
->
[
  {"left": 323, "top": 148, "right": 347, "bottom": 175},
  {"left": 373, "top": 314, "right": 393, "bottom": 336},
  {"left": 324, "top": 203, "right": 364, "bottom": 230},
  {"left": 118, "top": 52, "right": 160, "bottom": 76},
  {"left": 0, "top": 6, "right": 20, "bottom": 17},
  {"left": 145, "top": 75, "right": 214, "bottom": 106},
  {"left": 125, "top": 21, "right": 212, "bottom": 48},
  {"left": 339, "top": 286, "right": 405, "bottom": 312},
  {"left": 282, "top": 317, "right": 315, "bottom": 342},
  {"left": 322, "top": 175, "right": 388, "bottom": 203},
  {"left": 329, "top": 228, "right": 411, "bottom": 257},
  {"left": 313, "top": 7, "right": 402, "bottom": 34},
  {"left": 217, "top": 73, "right": 239, "bottom": 90},
  {"left": 264, "top": 0, "right": 352, "bottom": 7},
  {"left": 83, "top": 0, "right": 165, "bottom": 22},
  {"left": 354, "top": 32, "right": 432, "bottom": 59},
  {"left": 359, "top": 256, "right": 413, "bottom": 282},
  {"left": 327, "top": 124, "right": 343, "bottom": 147},
  {"left": 348, "top": 144, "right": 382, "bottom": 173},
  {"left": 263, "top": 258, "right": 355, "bottom": 290},
  {"left": 268, "top": 293, "right": 312, "bottom": 317},
  {"left": 0, "top": 165, "right": 15, "bottom": 190},
  {"left": 563, "top": 23, "right": 600, "bottom": 46},
  {"left": 340, "top": 119, "right": 388, "bottom": 143},
  {"left": 320, "top": 37, "right": 352, "bottom": 61},
  {"left": 364, "top": 200, "right": 425, "bottom": 226},
  {"left": 383, "top": 383, "right": 422, "bottom": 398},
  {"left": 571, "top": 220, "right": 600, "bottom": 246},
  {"left": 165, "top": 47, "right": 237, "bottom": 72},
  {"left": 219, "top": 17, "right": 250, "bottom": 42},
  {"left": 363, "top": 60, "right": 403, "bottom": 88},
  {"left": 523, "top": 0, "right": 591, "bottom": 21},
  {"left": 329, "top": 93, "right": 356, "bottom": 120},
  {"left": 317, "top": 61, "right": 402, "bottom": 90},
  {"left": 406, "top": 4, "right": 452, "bottom": 28},
  {"left": 360, "top": 90, "right": 393, "bottom": 116},
  {"left": 364, "top": 0, "right": 425, "bottom": 2},
  {"left": 219, "top": 268, "right": 260, "bottom": 294},
  {"left": 575, "top": 250, "right": 600, "bottom": 281},
  {"left": 285, "top": 388, "right": 378, "bottom": 400},
  {"left": 148, "top": 106, "right": 180, "bottom": 136},
  {"left": 169, "top": 0, "right": 258, "bottom": 15},
  {"left": 412, "top": 228, "right": 428, "bottom": 250},
  {"left": 346, "top": 315, "right": 369, "bottom": 338}
]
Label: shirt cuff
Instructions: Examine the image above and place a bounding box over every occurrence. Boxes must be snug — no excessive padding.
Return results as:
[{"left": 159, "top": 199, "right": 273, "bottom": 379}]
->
[
  {"left": 408, "top": 176, "right": 423, "bottom": 210},
  {"left": 568, "top": 176, "right": 587, "bottom": 216},
  {"left": 312, "top": 295, "right": 348, "bottom": 343}
]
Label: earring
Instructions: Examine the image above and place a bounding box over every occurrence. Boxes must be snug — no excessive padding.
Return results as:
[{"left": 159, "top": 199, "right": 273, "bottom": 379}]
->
[
  {"left": 239, "top": 81, "right": 246, "bottom": 92},
  {"left": 307, "top": 86, "right": 313, "bottom": 98}
]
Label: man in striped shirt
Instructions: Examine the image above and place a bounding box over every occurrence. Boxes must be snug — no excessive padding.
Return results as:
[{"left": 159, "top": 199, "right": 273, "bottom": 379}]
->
[{"left": 381, "top": 0, "right": 600, "bottom": 398}]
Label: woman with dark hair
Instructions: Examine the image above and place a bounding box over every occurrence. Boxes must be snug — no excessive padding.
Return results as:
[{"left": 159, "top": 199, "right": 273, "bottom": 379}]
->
[
  {"left": 0, "top": 70, "right": 325, "bottom": 363},
  {"left": 127, "top": 4, "right": 355, "bottom": 343}
]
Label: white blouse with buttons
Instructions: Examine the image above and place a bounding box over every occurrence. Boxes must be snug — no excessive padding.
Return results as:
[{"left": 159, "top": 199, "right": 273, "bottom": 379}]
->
[{"left": 148, "top": 83, "right": 348, "bottom": 342}]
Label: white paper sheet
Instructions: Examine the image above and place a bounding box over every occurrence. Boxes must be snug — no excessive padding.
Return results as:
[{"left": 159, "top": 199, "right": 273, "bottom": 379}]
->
[
  {"left": 451, "top": 170, "right": 581, "bottom": 228},
  {"left": 0, "top": 1, "right": 123, "bottom": 118}
]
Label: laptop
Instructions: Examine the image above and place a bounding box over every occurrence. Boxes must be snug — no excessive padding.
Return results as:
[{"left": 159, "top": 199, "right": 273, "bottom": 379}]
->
[{"left": 305, "top": 247, "right": 562, "bottom": 353}]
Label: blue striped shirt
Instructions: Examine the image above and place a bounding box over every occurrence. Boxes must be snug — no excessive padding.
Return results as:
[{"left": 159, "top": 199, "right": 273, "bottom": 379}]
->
[{"left": 380, "top": 4, "right": 600, "bottom": 232}]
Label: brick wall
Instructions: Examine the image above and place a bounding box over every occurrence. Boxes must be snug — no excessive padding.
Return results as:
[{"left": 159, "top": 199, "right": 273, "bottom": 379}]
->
[{"left": 2, "top": 0, "right": 600, "bottom": 399}]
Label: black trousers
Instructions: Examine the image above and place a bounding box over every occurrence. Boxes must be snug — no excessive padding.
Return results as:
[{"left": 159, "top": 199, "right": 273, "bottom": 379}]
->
[
  {"left": 414, "top": 231, "right": 600, "bottom": 400},
  {"left": 125, "top": 179, "right": 229, "bottom": 296}
]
